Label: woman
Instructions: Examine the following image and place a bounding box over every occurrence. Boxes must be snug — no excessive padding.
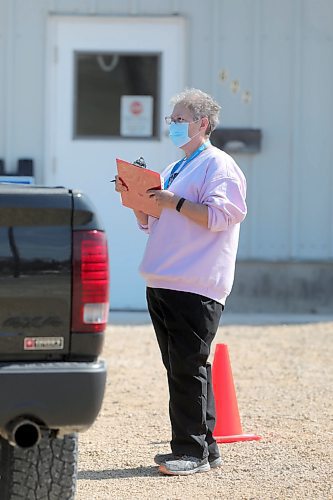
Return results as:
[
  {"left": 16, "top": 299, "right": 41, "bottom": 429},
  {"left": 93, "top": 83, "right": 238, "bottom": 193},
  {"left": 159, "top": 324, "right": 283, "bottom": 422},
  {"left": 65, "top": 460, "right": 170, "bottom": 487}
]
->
[{"left": 115, "top": 88, "right": 247, "bottom": 476}]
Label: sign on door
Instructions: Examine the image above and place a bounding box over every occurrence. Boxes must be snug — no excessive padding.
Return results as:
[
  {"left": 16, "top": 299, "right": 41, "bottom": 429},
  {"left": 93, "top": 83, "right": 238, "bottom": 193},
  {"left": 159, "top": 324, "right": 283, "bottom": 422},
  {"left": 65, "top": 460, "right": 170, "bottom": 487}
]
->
[{"left": 120, "top": 95, "right": 153, "bottom": 137}]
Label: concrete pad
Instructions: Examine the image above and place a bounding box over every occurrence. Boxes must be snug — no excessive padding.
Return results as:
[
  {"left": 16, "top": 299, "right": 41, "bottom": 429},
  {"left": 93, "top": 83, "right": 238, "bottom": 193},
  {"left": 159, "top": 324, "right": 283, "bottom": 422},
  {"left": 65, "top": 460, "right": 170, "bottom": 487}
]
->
[{"left": 108, "top": 310, "right": 333, "bottom": 326}]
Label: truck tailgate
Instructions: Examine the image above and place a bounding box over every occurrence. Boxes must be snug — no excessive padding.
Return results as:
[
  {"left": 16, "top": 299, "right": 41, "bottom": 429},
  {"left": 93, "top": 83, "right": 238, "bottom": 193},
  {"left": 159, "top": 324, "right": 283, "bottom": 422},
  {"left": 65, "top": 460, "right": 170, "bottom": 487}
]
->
[{"left": 0, "top": 186, "right": 72, "bottom": 360}]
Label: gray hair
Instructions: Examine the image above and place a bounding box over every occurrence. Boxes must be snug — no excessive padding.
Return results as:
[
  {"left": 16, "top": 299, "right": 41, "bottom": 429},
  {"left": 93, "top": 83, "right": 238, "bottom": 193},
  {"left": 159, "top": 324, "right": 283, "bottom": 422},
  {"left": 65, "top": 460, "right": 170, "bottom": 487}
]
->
[{"left": 170, "top": 88, "right": 221, "bottom": 134}]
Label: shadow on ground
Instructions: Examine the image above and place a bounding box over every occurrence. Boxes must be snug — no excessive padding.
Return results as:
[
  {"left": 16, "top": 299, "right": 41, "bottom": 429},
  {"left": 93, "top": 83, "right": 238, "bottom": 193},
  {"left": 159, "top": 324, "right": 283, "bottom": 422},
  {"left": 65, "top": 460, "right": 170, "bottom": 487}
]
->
[{"left": 78, "top": 466, "right": 158, "bottom": 480}]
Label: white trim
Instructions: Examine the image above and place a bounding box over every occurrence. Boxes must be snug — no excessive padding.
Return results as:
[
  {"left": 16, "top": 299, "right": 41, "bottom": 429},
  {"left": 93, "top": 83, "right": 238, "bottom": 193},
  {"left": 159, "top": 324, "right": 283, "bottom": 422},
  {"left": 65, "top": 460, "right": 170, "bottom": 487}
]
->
[
  {"left": 44, "top": 17, "right": 59, "bottom": 185},
  {"left": 47, "top": 14, "right": 187, "bottom": 26},
  {"left": 4, "top": 0, "right": 14, "bottom": 172}
]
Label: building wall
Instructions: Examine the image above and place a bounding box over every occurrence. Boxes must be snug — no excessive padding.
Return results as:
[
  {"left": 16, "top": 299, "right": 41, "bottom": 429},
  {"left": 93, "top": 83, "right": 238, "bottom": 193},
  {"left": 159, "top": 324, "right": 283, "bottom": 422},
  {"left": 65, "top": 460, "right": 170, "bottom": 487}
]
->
[
  {"left": 229, "top": 261, "right": 333, "bottom": 314},
  {"left": 0, "top": 0, "right": 332, "bottom": 299}
]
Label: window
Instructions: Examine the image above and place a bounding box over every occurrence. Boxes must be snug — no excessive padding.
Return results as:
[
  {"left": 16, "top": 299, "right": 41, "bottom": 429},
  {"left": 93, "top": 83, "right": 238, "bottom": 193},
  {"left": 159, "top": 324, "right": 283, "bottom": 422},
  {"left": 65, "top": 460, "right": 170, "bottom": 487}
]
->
[{"left": 74, "top": 52, "right": 160, "bottom": 139}]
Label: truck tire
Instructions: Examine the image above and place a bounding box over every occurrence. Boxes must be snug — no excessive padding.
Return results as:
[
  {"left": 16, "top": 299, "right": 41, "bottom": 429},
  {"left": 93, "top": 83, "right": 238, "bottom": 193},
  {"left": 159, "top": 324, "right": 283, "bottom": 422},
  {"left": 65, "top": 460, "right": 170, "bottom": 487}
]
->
[{"left": 0, "top": 432, "right": 78, "bottom": 500}]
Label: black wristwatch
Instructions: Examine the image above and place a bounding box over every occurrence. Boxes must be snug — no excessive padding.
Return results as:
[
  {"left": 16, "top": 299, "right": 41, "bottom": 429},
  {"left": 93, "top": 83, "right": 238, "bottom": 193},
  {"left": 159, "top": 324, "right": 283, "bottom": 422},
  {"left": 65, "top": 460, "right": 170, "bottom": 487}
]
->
[{"left": 176, "top": 197, "right": 186, "bottom": 212}]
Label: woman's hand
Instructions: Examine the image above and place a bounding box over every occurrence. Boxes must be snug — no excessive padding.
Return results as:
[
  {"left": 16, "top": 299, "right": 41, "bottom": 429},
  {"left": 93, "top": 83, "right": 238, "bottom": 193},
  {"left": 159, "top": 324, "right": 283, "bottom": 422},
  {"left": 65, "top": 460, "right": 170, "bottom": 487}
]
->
[
  {"left": 149, "top": 189, "right": 209, "bottom": 227},
  {"left": 134, "top": 209, "right": 149, "bottom": 226},
  {"left": 148, "top": 189, "right": 179, "bottom": 210},
  {"left": 114, "top": 176, "right": 148, "bottom": 225}
]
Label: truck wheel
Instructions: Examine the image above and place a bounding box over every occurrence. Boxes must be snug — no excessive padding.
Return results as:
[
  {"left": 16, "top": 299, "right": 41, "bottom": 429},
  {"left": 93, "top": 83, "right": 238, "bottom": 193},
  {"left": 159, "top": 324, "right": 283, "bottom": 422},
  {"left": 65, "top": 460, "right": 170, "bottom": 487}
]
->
[{"left": 0, "top": 432, "right": 78, "bottom": 500}]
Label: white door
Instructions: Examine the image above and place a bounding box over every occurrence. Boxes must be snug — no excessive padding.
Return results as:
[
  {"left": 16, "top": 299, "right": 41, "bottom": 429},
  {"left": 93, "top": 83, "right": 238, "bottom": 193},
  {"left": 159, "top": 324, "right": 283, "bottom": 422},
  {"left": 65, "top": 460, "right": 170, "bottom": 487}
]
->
[{"left": 46, "top": 16, "right": 186, "bottom": 309}]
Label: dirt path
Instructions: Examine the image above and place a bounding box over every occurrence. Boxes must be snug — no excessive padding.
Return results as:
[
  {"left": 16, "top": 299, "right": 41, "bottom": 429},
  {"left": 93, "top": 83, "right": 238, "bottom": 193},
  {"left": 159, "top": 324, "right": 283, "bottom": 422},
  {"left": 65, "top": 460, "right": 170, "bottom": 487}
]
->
[{"left": 76, "top": 320, "right": 333, "bottom": 499}]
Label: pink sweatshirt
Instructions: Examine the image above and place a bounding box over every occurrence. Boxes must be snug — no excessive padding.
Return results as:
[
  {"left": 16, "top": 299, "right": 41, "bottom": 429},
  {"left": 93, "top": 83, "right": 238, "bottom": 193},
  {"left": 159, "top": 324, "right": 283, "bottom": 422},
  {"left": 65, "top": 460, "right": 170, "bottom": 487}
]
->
[{"left": 138, "top": 145, "right": 247, "bottom": 305}]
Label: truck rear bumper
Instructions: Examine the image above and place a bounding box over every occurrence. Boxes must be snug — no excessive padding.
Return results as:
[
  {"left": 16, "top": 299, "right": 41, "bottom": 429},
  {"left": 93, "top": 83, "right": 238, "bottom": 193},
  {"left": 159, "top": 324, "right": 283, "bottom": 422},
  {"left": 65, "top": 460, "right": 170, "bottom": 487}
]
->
[{"left": 0, "top": 360, "right": 107, "bottom": 433}]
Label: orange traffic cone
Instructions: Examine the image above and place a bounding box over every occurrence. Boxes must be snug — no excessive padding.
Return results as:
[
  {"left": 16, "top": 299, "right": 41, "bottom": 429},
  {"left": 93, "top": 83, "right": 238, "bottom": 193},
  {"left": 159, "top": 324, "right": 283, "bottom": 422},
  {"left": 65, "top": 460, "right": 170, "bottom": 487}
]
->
[{"left": 212, "top": 343, "right": 261, "bottom": 443}]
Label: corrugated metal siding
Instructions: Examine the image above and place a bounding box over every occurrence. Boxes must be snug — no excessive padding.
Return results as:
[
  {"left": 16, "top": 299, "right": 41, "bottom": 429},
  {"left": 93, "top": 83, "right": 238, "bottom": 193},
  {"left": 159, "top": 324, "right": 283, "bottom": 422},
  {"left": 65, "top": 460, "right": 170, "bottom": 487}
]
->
[
  {"left": 0, "top": 0, "right": 49, "bottom": 176},
  {"left": 0, "top": 0, "right": 332, "bottom": 261},
  {"left": 296, "top": 0, "right": 333, "bottom": 259},
  {"left": 209, "top": 0, "right": 333, "bottom": 261}
]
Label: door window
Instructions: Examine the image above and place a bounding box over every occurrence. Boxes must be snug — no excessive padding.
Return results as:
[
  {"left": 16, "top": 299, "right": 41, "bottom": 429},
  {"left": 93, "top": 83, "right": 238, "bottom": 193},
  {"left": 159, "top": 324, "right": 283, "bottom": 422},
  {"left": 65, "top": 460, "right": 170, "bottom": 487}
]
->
[{"left": 74, "top": 52, "right": 160, "bottom": 139}]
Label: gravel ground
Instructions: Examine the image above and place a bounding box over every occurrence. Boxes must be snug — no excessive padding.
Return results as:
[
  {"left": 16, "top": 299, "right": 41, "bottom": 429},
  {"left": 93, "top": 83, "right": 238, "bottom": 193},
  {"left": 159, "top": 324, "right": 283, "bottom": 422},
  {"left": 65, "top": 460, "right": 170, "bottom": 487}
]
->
[{"left": 76, "top": 318, "right": 333, "bottom": 500}]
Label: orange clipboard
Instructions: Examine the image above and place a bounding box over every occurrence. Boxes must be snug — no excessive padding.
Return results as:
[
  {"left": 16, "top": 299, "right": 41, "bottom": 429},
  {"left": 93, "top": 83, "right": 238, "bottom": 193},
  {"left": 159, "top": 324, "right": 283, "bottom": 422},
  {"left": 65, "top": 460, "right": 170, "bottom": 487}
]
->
[{"left": 116, "top": 158, "right": 164, "bottom": 218}]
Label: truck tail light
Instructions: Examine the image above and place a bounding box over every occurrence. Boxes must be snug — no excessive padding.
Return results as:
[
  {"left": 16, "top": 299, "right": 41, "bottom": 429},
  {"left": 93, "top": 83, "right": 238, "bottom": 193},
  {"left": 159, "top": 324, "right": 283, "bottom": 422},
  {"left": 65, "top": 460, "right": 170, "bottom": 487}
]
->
[{"left": 72, "top": 230, "right": 109, "bottom": 333}]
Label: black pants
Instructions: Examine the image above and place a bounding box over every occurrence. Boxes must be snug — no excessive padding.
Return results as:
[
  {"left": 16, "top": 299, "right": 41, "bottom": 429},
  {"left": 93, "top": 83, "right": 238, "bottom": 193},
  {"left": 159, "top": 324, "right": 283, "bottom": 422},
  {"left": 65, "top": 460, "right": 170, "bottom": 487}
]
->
[{"left": 146, "top": 287, "right": 223, "bottom": 460}]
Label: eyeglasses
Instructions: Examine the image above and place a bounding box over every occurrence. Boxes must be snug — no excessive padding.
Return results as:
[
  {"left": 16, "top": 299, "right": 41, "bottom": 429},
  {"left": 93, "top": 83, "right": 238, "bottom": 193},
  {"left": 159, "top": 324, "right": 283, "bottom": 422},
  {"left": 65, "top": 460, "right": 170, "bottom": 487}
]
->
[
  {"left": 165, "top": 116, "right": 200, "bottom": 125},
  {"left": 165, "top": 116, "right": 187, "bottom": 125}
]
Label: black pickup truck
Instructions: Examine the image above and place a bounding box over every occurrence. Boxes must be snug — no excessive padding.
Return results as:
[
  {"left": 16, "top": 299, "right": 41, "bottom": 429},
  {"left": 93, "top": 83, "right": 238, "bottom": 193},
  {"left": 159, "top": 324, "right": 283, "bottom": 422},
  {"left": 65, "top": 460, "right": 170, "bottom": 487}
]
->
[{"left": 0, "top": 184, "right": 109, "bottom": 499}]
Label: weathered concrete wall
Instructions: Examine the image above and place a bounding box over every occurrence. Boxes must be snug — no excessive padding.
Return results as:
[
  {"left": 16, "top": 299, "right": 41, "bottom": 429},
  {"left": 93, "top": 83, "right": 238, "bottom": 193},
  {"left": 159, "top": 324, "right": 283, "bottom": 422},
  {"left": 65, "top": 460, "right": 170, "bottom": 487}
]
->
[{"left": 228, "top": 261, "right": 333, "bottom": 313}]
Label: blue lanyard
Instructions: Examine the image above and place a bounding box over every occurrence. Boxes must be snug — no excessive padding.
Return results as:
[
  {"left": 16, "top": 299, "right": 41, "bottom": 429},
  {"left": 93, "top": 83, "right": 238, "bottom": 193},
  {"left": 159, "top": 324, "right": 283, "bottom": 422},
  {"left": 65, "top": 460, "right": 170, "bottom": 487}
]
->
[{"left": 165, "top": 140, "right": 211, "bottom": 189}]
